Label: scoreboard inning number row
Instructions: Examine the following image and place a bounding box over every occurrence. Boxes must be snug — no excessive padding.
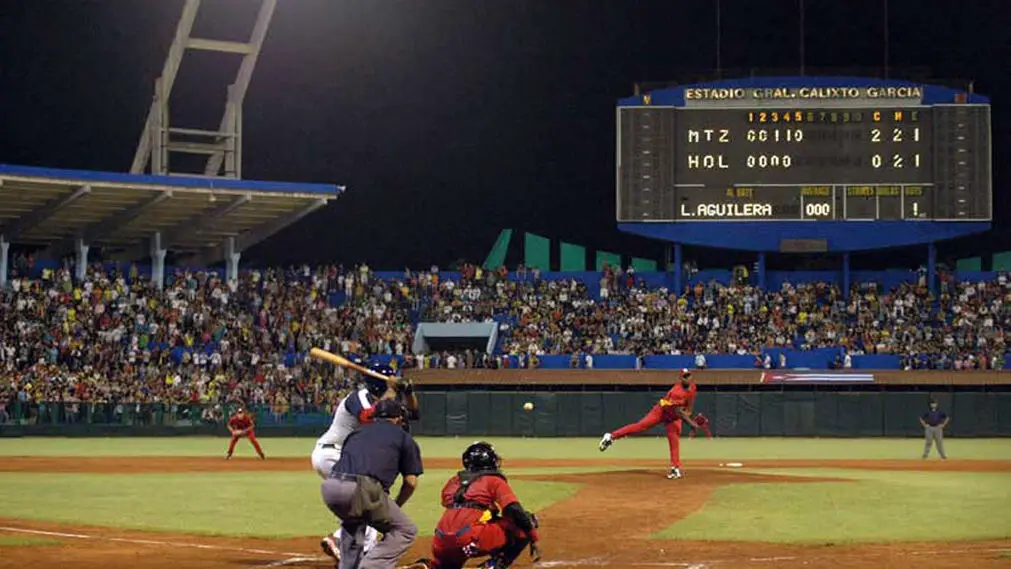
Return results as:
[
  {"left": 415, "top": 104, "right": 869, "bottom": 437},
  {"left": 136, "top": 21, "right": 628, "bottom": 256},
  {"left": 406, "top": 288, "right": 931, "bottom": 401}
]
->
[{"left": 616, "top": 89, "right": 992, "bottom": 223}]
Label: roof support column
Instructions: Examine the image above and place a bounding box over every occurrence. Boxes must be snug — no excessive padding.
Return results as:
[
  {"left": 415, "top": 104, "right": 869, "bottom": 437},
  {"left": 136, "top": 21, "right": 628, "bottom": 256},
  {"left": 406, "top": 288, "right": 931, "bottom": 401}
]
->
[
  {"left": 75, "top": 238, "right": 90, "bottom": 282},
  {"left": 842, "top": 252, "right": 851, "bottom": 302},
  {"left": 225, "top": 236, "right": 240, "bottom": 283},
  {"left": 151, "top": 232, "right": 167, "bottom": 291},
  {"left": 927, "top": 242, "right": 937, "bottom": 300},
  {"left": 0, "top": 235, "right": 9, "bottom": 289}
]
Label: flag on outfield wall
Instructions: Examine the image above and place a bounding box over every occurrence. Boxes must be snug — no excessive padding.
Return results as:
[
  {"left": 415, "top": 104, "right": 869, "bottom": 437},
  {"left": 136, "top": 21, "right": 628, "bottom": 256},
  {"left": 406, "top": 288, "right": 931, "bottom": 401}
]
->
[{"left": 760, "top": 372, "right": 875, "bottom": 384}]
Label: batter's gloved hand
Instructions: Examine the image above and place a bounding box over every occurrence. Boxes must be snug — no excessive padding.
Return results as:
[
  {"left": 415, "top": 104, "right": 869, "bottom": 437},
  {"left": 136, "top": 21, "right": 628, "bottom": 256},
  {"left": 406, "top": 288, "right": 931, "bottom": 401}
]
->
[
  {"left": 395, "top": 377, "right": 414, "bottom": 395},
  {"left": 529, "top": 543, "right": 542, "bottom": 563}
]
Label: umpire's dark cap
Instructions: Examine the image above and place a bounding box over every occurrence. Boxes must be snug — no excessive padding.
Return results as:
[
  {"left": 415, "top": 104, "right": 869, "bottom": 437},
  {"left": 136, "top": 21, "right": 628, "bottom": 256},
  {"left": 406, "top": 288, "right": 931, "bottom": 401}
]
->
[{"left": 374, "top": 399, "right": 405, "bottom": 420}]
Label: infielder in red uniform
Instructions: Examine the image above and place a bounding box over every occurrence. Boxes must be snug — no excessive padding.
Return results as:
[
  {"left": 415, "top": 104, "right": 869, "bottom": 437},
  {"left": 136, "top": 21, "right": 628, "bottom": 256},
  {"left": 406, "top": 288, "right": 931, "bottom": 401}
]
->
[
  {"left": 398, "top": 442, "right": 541, "bottom": 569},
  {"left": 226, "top": 407, "right": 265, "bottom": 460},
  {"left": 598, "top": 369, "right": 698, "bottom": 479}
]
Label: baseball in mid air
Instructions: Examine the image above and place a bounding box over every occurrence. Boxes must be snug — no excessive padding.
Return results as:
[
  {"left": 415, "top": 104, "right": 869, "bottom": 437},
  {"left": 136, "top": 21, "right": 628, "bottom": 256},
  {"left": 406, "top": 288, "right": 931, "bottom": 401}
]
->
[{"left": 523, "top": 402, "right": 534, "bottom": 412}]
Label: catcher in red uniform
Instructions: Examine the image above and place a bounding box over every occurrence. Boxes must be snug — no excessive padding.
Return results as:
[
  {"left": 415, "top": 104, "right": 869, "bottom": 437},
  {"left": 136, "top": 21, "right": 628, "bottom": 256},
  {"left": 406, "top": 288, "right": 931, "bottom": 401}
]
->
[
  {"left": 225, "top": 406, "right": 265, "bottom": 460},
  {"left": 598, "top": 369, "right": 698, "bottom": 479},
  {"left": 398, "top": 442, "right": 541, "bottom": 569}
]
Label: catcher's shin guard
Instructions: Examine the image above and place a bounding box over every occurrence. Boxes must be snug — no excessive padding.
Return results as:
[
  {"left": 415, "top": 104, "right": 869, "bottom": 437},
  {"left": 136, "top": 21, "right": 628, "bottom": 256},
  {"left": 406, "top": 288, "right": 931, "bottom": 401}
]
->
[{"left": 487, "top": 532, "right": 532, "bottom": 568}]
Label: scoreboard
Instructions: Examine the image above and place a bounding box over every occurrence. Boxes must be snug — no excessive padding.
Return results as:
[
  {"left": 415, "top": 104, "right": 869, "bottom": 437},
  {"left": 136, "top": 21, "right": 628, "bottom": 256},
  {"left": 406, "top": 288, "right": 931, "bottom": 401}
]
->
[{"left": 617, "top": 83, "right": 992, "bottom": 223}]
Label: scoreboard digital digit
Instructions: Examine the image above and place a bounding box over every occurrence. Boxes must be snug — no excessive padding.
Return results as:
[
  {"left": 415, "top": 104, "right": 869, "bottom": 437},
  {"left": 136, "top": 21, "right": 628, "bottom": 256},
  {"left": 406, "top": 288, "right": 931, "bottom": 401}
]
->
[{"left": 617, "top": 79, "right": 992, "bottom": 225}]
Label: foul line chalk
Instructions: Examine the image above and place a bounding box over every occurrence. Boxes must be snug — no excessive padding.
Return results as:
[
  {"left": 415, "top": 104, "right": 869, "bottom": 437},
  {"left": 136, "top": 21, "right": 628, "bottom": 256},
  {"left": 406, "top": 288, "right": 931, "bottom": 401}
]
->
[
  {"left": 0, "top": 526, "right": 308, "bottom": 558},
  {"left": 532, "top": 547, "right": 1011, "bottom": 568},
  {"left": 266, "top": 557, "right": 326, "bottom": 567}
]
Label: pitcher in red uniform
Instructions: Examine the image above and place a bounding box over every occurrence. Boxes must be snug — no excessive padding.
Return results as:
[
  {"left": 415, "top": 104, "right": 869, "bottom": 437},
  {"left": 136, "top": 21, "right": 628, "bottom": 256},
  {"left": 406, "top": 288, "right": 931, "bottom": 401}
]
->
[
  {"left": 398, "top": 442, "right": 541, "bottom": 569},
  {"left": 226, "top": 406, "right": 265, "bottom": 459},
  {"left": 598, "top": 369, "right": 698, "bottom": 479}
]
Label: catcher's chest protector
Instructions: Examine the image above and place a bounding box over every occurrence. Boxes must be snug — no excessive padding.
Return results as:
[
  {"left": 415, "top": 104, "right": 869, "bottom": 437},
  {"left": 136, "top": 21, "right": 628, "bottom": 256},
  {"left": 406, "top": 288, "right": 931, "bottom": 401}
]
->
[{"left": 453, "top": 470, "right": 507, "bottom": 505}]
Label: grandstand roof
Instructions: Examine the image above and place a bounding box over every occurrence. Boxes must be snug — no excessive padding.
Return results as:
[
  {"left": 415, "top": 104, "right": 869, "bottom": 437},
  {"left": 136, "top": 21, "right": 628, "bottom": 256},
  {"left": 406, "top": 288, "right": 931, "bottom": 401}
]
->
[{"left": 0, "top": 164, "right": 341, "bottom": 263}]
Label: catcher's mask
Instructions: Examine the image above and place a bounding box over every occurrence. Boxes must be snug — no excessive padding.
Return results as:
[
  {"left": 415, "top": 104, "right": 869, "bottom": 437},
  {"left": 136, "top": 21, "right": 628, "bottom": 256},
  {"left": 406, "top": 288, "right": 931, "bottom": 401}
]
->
[
  {"left": 462, "top": 441, "right": 501, "bottom": 472},
  {"left": 373, "top": 399, "right": 406, "bottom": 420}
]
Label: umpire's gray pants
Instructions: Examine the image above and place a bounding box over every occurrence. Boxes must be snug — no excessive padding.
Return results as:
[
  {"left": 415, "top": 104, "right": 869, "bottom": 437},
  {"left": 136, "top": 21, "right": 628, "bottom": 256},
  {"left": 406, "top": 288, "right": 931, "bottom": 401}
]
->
[
  {"left": 923, "top": 425, "right": 947, "bottom": 459},
  {"left": 321, "top": 478, "right": 418, "bottom": 569}
]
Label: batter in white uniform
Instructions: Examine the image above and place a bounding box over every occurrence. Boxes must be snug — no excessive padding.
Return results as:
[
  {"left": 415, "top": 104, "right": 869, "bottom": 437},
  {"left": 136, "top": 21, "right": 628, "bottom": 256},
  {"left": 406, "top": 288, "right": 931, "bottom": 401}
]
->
[{"left": 313, "top": 373, "right": 389, "bottom": 561}]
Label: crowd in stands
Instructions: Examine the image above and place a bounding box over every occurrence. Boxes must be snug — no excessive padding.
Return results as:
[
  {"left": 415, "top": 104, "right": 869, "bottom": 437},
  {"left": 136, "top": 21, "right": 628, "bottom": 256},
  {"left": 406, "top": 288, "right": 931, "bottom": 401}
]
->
[
  {"left": 2, "top": 258, "right": 1009, "bottom": 417},
  {"left": 0, "top": 261, "right": 417, "bottom": 415},
  {"left": 422, "top": 263, "right": 1007, "bottom": 370}
]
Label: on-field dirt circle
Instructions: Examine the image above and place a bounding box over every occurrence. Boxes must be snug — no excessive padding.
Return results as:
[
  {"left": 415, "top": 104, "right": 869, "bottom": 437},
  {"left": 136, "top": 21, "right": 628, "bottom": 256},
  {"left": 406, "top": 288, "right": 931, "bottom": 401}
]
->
[{"left": 1, "top": 457, "right": 1009, "bottom": 569}]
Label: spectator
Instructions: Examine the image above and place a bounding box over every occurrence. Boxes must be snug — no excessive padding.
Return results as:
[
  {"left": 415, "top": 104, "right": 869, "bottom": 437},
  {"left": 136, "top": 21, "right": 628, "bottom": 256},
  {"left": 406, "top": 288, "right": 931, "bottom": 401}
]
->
[{"left": 694, "top": 353, "right": 707, "bottom": 370}]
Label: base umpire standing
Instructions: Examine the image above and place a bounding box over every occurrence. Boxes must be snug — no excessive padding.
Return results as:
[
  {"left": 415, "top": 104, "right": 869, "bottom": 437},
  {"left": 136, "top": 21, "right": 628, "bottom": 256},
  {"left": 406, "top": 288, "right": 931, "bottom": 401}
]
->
[
  {"left": 322, "top": 399, "right": 424, "bottom": 569},
  {"left": 920, "top": 399, "right": 949, "bottom": 460}
]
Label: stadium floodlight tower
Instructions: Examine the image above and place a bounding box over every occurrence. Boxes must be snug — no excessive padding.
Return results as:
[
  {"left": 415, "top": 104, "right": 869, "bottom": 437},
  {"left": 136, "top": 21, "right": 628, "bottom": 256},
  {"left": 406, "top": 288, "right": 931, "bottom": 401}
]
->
[
  {"left": 130, "top": 0, "right": 278, "bottom": 180},
  {"left": 616, "top": 73, "right": 992, "bottom": 299}
]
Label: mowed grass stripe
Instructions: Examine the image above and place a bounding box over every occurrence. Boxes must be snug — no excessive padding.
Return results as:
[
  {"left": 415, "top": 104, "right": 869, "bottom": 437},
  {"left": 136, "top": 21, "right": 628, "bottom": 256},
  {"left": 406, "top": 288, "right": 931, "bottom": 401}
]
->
[
  {"left": 655, "top": 470, "right": 1011, "bottom": 543},
  {"left": 2, "top": 437, "right": 1010, "bottom": 460},
  {"left": 0, "top": 471, "right": 578, "bottom": 539}
]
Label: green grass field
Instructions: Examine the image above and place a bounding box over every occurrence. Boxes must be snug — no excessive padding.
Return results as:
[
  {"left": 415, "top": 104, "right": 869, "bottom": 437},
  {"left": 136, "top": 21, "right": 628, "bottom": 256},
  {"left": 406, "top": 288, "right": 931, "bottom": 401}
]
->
[
  {"left": 2, "top": 436, "right": 1010, "bottom": 459},
  {"left": 0, "top": 537, "right": 63, "bottom": 547},
  {"left": 659, "top": 469, "right": 1011, "bottom": 542},
  {"left": 1, "top": 437, "right": 1009, "bottom": 544}
]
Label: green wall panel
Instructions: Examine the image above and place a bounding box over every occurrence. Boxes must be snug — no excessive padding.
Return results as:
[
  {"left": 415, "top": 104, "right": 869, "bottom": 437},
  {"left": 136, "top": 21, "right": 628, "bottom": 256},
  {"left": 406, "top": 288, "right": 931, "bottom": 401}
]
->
[
  {"left": 559, "top": 242, "right": 587, "bottom": 272},
  {"left": 595, "top": 251, "right": 621, "bottom": 271},
  {"left": 524, "top": 233, "right": 551, "bottom": 271}
]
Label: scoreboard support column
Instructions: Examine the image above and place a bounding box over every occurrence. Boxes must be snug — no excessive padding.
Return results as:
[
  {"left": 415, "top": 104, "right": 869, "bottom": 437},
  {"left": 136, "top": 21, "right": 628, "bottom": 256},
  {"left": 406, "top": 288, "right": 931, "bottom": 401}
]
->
[
  {"left": 842, "top": 252, "right": 851, "bottom": 302},
  {"left": 927, "top": 243, "right": 937, "bottom": 298},
  {"left": 756, "top": 252, "right": 766, "bottom": 291}
]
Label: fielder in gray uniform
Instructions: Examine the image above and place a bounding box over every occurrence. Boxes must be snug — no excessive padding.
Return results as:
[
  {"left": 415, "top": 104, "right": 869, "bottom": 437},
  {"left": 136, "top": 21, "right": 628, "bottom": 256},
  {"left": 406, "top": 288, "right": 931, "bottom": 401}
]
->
[
  {"left": 919, "top": 399, "right": 949, "bottom": 459},
  {"left": 322, "top": 399, "right": 423, "bottom": 569}
]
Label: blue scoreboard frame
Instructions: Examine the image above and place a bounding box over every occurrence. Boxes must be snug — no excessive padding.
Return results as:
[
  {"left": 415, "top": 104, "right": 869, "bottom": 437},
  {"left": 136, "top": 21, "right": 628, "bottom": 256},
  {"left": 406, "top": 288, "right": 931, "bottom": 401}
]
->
[{"left": 615, "top": 76, "right": 992, "bottom": 252}]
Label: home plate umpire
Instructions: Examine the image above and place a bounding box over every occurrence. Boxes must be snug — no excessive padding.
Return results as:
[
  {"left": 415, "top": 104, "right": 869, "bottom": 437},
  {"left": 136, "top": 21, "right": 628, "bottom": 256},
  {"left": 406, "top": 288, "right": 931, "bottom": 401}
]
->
[{"left": 321, "top": 399, "right": 424, "bottom": 569}]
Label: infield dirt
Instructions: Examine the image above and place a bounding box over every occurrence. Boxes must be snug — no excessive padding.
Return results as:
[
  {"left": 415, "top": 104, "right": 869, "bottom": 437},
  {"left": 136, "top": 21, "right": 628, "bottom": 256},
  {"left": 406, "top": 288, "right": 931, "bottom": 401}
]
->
[{"left": 1, "top": 457, "right": 1009, "bottom": 569}]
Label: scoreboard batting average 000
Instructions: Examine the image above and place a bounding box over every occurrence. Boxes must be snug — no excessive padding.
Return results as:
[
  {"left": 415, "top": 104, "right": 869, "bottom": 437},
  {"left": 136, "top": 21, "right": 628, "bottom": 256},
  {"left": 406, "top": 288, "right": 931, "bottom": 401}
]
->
[{"left": 616, "top": 83, "right": 992, "bottom": 222}]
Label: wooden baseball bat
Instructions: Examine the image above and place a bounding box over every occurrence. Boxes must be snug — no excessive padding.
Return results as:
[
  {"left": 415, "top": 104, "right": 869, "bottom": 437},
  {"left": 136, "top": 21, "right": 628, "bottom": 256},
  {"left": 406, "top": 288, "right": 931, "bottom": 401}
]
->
[{"left": 308, "top": 347, "right": 398, "bottom": 387}]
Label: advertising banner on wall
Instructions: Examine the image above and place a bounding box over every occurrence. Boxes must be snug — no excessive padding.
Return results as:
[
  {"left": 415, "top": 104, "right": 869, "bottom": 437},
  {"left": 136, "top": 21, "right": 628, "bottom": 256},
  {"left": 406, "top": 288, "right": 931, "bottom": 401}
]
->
[{"left": 760, "top": 372, "right": 875, "bottom": 384}]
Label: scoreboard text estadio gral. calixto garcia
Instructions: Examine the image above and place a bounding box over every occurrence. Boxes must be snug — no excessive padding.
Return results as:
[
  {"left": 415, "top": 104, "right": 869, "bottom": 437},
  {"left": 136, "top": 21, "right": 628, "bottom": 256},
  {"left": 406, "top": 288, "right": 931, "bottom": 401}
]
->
[{"left": 616, "top": 84, "right": 992, "bottom": 222}]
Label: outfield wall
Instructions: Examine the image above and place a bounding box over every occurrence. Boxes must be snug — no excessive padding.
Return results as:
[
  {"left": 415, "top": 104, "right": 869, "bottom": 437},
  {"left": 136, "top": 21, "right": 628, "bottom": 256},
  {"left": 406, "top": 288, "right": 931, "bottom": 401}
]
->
[
  {"left": 2, "top": 388, "right": 1009, "bottom": 438},
  {"left": 412, "top": 389, "right": 1011, "bottom": 438}
]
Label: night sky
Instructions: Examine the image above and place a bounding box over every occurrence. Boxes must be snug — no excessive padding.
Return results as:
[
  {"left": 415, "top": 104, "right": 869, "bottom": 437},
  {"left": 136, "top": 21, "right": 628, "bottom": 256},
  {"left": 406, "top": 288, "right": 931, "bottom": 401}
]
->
[{"left": 1, "top": 0, "right": 1008, "bottom": 270}]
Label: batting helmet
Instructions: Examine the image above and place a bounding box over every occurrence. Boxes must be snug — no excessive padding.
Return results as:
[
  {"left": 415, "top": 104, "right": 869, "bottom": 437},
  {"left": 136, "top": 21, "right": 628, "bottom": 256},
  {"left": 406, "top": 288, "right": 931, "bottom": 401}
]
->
[
  {"left": 462, "top": 441, "right": 501, "bottom": 472},
  {"left": 362, "top": 376, "right": 387, "bottom": 398}
]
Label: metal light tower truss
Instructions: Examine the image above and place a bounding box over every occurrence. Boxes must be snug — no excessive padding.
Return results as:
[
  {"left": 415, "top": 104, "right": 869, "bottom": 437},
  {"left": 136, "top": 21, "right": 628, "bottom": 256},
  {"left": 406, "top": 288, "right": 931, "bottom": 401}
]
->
[{"left": 130, "top": 0, "right": 278, "bottom": 179}]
